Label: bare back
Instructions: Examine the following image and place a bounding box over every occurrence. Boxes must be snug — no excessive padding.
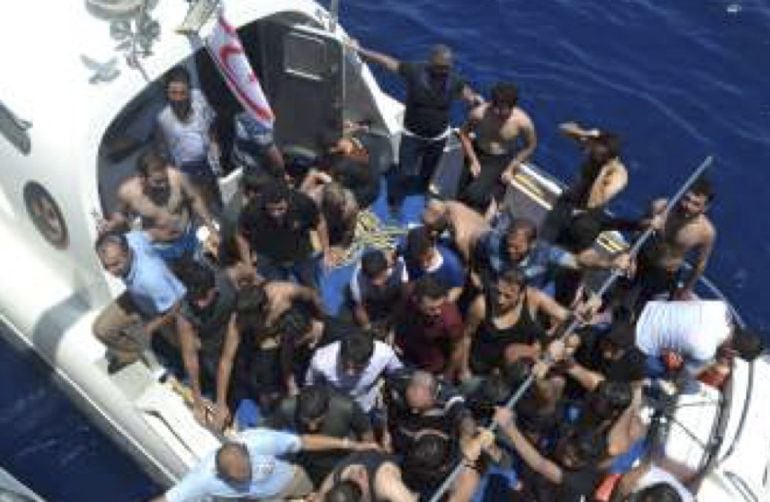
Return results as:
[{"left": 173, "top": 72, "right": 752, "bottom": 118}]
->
[{"left": 446, "top": 200, "right": 490, "bottom": 260}]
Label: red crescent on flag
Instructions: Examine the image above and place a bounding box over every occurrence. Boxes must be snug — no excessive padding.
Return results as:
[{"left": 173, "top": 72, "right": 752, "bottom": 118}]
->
[{"left": 217, "top": 44, "right": 274, "bottom": 122}]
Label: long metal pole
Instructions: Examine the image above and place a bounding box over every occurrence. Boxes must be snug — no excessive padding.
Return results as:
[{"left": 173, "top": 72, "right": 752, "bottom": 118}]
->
[{"left": 428, "top": 155, "right": 713, "bottom": 502}]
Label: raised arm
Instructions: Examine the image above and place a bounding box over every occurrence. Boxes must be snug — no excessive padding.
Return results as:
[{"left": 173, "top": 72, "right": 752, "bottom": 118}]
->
[
  {"left": 176, "top": 314, "right": 205, "bottom": 422},
  {"left": 347, "top": 39, "right": 400, "bottom": 73}
]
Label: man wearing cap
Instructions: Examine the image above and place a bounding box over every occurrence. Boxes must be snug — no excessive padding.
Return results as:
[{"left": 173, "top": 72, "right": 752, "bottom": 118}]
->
[
  {"left": 348, "top": 40, "right": 482, "bottom": 215},
  {"left": 152, "top": 427, "right": 377, "bottom": 502}
]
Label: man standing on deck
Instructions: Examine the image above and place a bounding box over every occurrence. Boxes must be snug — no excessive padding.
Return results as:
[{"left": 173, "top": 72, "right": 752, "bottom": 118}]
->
[
  {"left": 458, "top": 82, "right": 537, "bottom": 215},
  {"left": 347, "top": 40, "right": 482, "bottom": 216},
  {"left": 156, "top": 66, "right": 222, "bottom": 212}
]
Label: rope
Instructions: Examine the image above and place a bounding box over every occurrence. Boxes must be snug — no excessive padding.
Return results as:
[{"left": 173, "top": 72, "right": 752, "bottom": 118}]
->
[
  {"left": 427, "top": 155, "right": 714, "bottom": 502},
  {"left": 330, "top": 208, "right": 407, "bottom": 268}
]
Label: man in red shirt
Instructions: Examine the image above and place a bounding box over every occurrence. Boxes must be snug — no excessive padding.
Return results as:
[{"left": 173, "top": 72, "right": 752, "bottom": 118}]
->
[{"left": 395, "top": 276, "right": 465, "bottom": 380}]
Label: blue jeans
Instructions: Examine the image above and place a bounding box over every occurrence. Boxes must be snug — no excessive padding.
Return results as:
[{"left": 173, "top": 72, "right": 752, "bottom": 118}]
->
[{"left": 387, "top": 134, "right": 447, "bottom": 208}]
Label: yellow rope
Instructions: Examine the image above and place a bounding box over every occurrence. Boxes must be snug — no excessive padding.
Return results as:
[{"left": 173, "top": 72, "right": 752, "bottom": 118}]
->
[{"left": 332, "top": 209, "right": 407, "bottom": 268}]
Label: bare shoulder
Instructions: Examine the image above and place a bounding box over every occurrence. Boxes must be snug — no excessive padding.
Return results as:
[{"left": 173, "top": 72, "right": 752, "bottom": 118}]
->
[
  {"left": 117, "top": 176, "right": 142, "bottom": 200},
  {"left": 166, "top": 166, "right": 186, "bottom": 186},
  {"left": 512, "top": 107, "right": 534, "bottom": 128},
  {"left": 699, "top": 215, "right": 717, "bottom": 242},
  {"left": 469, "top": 103, "right": 489, "bottom": 122}
]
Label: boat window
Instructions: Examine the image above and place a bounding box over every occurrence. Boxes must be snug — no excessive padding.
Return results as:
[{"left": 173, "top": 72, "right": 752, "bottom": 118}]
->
[{"left": 284, "top": 32, "right": 327, "bottom": 81}]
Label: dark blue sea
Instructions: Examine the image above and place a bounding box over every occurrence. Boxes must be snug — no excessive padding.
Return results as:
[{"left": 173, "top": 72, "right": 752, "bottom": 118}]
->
[{"left": 1, "top": 0, "right": 768, "bottom": 500}]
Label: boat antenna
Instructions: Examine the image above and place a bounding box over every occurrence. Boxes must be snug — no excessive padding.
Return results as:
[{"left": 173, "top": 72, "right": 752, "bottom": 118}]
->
[{"left": 427, "top": 155, "right": 714, "bottom": 502}]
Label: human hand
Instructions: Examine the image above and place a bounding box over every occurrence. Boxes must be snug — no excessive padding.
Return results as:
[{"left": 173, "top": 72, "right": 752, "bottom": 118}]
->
[
  {"left": 192, "top": 399, "right": 207, "bottom": 426},
  {"left": 469, "top": 160, "right": 481, "bottom": 178},
  {"left": 211, "top": 403, "right": 231, "bottom": 432},
  {"left": 501, "top": 165, "right": 519, "bottom": 184},
  {"left": 612, "top": 252, "right": 632, "bottom": 273},
  {"left": 353, "top": 440, "right": 381, "bottom": 452},
  {"left": 673, "top": 287, "right": 695, "bottom": 301},
  {"left": 492, "top": 406, "right": 515, "bottom": 429},
  {"left": 532, "top": 359, "right": 551, "bottom": 379}
]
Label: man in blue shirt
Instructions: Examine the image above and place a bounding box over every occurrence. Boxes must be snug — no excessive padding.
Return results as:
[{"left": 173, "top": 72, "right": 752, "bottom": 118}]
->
[
  {"left": 154, "top": 428, "right": 377, "bottom": 502},
  {"left": 402, "top": 226, "right": 466, "bottom": 302},
  {"left": 473, "top": 217, "right": 626, "bottom": 292},
  {"left": 92, "top": 230, "right": 186, "bottom": 373}
]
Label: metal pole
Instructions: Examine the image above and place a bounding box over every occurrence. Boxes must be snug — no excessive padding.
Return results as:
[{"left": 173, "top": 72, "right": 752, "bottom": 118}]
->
[
  {"left": 428, "top": 155, "right": 713, "bottom": 502},
  {"left": 329, "top": 0, "right": 341, "bottom": 32}
]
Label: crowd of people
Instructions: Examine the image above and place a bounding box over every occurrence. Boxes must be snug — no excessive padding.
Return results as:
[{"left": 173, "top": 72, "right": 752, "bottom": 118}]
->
[{"left": 91, "top": 41, "right": 763, "bottom": 502}]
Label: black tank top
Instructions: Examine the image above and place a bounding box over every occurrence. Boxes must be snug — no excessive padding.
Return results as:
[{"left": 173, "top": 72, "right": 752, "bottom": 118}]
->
[
  {"left": 332, "top": 450, "right": 395, "bottom": 499},
  {"left": 478, "top": 291, "right": 545, "bottom": 347}
]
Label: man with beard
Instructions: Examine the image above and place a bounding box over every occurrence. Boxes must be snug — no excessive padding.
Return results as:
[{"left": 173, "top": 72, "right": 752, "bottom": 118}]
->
[
  {"left": 641, "top": 177, "right": 717, "bottom": 300},
  {"left": 348, "top": 41, "right": 482, "bottom": 217},
  {"left": 459, "top": 82, "right": 537, "bottom": 215},
  {"left": 237, "top": 179, "right": 332, "bottom": 288},
  {"left": 156, "top": 65, "right": 222, "bottom": 211},
  {"left": 100, "top": 149, "right": 219, "bottom": 267}
]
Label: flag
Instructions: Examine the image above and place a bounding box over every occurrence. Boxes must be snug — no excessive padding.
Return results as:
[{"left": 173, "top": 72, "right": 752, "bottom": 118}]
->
[{"left": 205, "top": 12, "right": 275, "bottom": 128}]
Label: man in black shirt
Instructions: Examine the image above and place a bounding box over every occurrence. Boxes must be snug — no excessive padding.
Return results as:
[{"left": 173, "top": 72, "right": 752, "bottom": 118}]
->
[
  {"left": 494, "top": 407, "right": 606, "bottom": 502},
  {"left": 237, "top": 179, "right": 331, "bottom": 288},
  {"left": 264, "top": 384, "right": 374, "bottom": 485},
  {"left": 175, "top": 261, "right": 238, "bottom": 425},
  {"left": 349, "top": 41, "right": 481, "bottom": 215}
]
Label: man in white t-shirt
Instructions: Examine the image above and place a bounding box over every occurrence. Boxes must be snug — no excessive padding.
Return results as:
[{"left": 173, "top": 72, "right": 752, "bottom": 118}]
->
[
  {"left": 156, "top": 65, "right": 222, "bottom": 211},
  {"left": 306, "top": 330, "right": 403, "bottom": 413},
  {"left": 635, "top": 300, "right": 732, "bottom": 376}
]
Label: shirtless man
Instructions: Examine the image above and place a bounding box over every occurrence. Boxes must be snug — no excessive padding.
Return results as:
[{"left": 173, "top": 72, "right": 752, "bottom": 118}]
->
[
  {"left": 421, "top": 198, "right": 490, "bottom": 262},
  {"left": 100, "top": 149, "right": 219, "bottom": 264},
  {"left": 646, "top": 177, "right": 716, "bottom": 299},
  {"left": 459, "top": 82, "right": 537, "bottom": 214},
  {"left": 212, "top": 278, "right": 324, "bottom": 429}
]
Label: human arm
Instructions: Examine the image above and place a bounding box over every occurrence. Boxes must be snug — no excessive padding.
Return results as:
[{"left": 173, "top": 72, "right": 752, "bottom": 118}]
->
[
  {"left": 179, "top": 171, "right": 219, "bottom": 242},
  {"left": 501, "top": 112, "right": 537, "bottom": 183},
  {"left": 213, "top": 317, "right": 240, "bottom": 430},
  {"left": 493, "top": 407, "right": 564, "bottom": 484},
  {"left": 587, "top": 161, "right": 628, "bottom": 209},
  {"left": 144, "top": 302, "right": 180, "bottom": 337},
  {"left": 176, "top": 314, "right": 206, "bottom": 422},
  {"left": 316, "top": 214, "right": 334, "bottom": 268},
  {"left": 347, "top": 39, "right": 400, "bottom": 73},
  {"left": 300, "top": 434, "right": 377, "bottom": 452},
  {"left": 606, "top": 387, "right": 646, "bottom": 457},
  {"left": 678, "top": 227, "right": 716, "bottom": 297},
  {"left": 461, "top": 84, "right": 484, "bottom": 107},
  {"left": 559, "top": 121, "right": 601, "bottom": 143},
  {"left": 459, "top": 106, "right": 485, "bottom": 177},
  {"left": 374, "top": 462, "right": 419, "bottom": 502},
  {"left": 529, "top": 287, "right": 571, "bottom": 324}
]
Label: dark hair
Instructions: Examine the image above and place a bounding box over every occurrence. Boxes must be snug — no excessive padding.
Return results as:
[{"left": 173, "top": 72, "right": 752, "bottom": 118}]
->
[
  {"left": 325, "top": 480, "right": 363, "bottom": 502},
  {"left": 235, "top": 284, "right": 268, "bottom": 332},
  {"left": 589, "top": 380, "right": 633, "bottom": 422},
  {"left": 605, "top": 321, "right": 636, "bottom": 350},
  {"left": 276, "top": 307, "right": 313, "bottom": 340},
  {"left": 136, "top": 149, "right": 167, "bottom": 176},
  {"left": 586, "top": 132, "right": 621, "bottom": 165},
  {"left": 506, "top": 218, "right": 538, "bottom": 243},
  {"left": 261, "top": 179, "right": 291, "bottom": 205},
  {"left": 297, "top": 385, "right": 330, "bottom": 423},
  {"left": 491, "top": 82, "right": 519, "bottom": 108},
  {"left": 241, "top": 171, "right": 272, "bottom": 195},
  {"left": 630, "top": 482, "right": 682, "bottom": 502},
  {"left": 430, "top": 44, "right": 453, "bottom": 62},
  {"left": 405, "top": 226, "right": 435, "bottom": 264},
  {"left": 165, "top": 65, "right": 191, "bottom": 88},
  {"left": 469, "top": 373, "right": 512, "bottom": 420},
  {"left": 690, "top": 176, "right": 715, "bottom": 203},
  {"left": 361, "top": 250, "right": 389, "bottom": 279},
  {"left": 215, "top": 442, "right": 248, "bottom": 482},
  {"left": 177, "top": 261, "right": 216, "bottom": 302},
  {"left": 499, "top": 268, "right": 528, "bottom": 289},
  {"left": 402, "top": 433, "right": 450, "bottom": 482},
  {"left": 340, "top": 331, "right": 374, "bottom": 368},
  {"left": 413, "top": 275, "right": 447, "bottom": 301},
  {"left": 561, "top": 428, "right": 606, "bottom": 469},
  {"left": 731, "top": 327, "right": 764, "bottom": 361},
  {"left": 94, "top": 231, "right": 128, "bottom": 254}
]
